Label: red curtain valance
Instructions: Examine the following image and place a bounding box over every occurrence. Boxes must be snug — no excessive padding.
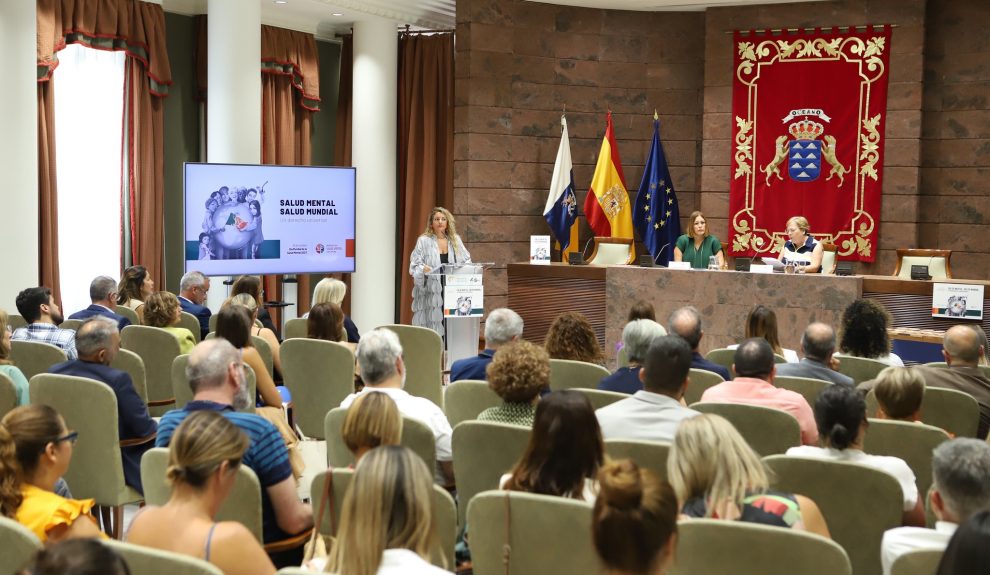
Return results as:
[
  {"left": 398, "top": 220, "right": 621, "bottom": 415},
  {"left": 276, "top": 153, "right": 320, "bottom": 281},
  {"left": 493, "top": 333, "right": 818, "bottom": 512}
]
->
[{"left": 37, "top": 0, "right": 172, "bottom": 96}]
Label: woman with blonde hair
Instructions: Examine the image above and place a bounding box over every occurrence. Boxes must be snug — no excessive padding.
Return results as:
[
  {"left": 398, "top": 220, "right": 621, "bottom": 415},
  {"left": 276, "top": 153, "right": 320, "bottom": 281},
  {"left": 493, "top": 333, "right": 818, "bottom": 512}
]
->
[
  {"left": 341, "top": 392, "right": 402, "bottom": 462},
  {"left": 324, "top": 445, "right": 450, "bottom": 574},
  {"left": 778, "top": 215, "right": 824, "bottom": 273},
  {"left": 667, "top": 414, "right": 830, "bottom": 537},
  {"left": 126, "top": 410, "right": 275, "bottom": 574},
  {"left": 309, "top": 278, "right": 360, "bottom": 343},
  {"left": 409, "top": 207, "right": 472, "bottom": 338},
  {"left": 117, "top": 265, "right": 154, "bottom": 323},
  {"left": 0, "top": 309, "right": 30, "bottom": 405},
  {"left": 544, "top": 311, "right": 604, "bottom": 365},
  {"left": 142, "top": 292, "right": 196, "bottom": 354}
]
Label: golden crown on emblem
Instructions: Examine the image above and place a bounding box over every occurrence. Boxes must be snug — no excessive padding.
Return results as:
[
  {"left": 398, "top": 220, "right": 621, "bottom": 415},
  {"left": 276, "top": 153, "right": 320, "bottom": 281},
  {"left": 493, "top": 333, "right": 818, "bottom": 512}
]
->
[{"left": 788, "top": 119, "right": 825, "bottom": 141}]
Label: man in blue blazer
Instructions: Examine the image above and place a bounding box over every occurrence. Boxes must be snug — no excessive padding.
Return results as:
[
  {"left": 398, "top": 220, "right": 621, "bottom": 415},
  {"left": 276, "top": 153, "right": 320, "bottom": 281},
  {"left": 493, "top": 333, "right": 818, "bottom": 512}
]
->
[
  {"left": 450, "top": 308, "right": 524, "bottom": 382},
  {"left": 48, "top": 317, "right": 157, "bottom": 494},
  {"left": 67, "top": 275, "right": 131, "bottom": 332},
  {"left": 177, "top": 271, "right": 212, "bottom": 340}
]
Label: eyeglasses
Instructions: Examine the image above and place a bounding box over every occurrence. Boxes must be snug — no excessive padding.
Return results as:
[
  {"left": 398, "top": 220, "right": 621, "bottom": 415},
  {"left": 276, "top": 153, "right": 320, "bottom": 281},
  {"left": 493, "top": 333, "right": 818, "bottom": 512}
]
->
[{"left": 55, "top": 431, "right": 79, "bottom": 445}]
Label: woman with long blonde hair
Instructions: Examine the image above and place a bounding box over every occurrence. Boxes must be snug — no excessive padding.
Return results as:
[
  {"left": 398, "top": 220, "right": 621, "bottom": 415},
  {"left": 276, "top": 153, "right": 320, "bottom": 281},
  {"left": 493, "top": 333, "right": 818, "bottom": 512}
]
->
[{"left": 408, "top": 207, "right": 472, "bottom": 339}]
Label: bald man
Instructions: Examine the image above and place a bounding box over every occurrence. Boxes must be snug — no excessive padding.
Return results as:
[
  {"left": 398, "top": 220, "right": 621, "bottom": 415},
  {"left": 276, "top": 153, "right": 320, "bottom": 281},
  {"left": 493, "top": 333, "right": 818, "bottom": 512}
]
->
[
  {"left": 776, "top": 322, "right": 854, "bottom": 386},
  {"left": 915, "top": 325, "right": 990, "bottom": 438}
]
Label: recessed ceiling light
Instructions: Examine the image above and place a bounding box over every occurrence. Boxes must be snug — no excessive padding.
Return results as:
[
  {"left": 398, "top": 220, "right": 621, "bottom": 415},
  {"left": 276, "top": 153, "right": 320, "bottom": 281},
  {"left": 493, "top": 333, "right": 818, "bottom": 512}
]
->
[
  {"left": 332, "top": 12, "right": 344, "bottom": 16},
  {"left": 274, "top": 0, "right": 287, "bottom": 4}
]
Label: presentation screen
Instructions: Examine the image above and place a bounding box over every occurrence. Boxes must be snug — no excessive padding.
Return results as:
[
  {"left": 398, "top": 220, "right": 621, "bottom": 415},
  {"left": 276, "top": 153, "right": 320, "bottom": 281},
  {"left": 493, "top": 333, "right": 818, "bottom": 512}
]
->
[{"left": 184, "top": 162, "right": 356, "bottom": 276}]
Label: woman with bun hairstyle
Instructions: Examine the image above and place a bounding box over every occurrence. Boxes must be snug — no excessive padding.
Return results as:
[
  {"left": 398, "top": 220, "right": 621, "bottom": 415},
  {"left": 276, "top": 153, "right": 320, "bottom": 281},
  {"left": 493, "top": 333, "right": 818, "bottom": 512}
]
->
[
  {"left": 786, "top": 384, "right": 925, "bottom": 526},
  {"left": 668, "top": 414, "right": 831, "bottom": 537},
  {"left": 126, "top": 410, "right": 275, "bottom": 575},
  {"left": 0, "top": 405, "right": 103, "bottom": 542},
  {"left": 593, "top": 459, "right": 679, "bottom": 575}
]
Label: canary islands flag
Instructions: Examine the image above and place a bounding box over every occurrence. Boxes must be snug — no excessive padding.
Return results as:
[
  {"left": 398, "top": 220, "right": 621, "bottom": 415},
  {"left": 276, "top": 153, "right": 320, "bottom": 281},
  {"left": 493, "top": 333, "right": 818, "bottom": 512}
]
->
[
  {"left": 634, "top": 116, "right": 681, "bottom": 265},
  {"left": 544, "top": 115, "right": 578, "bottom": 259},
  {"left": 584, "top": 112, "right": 634, "bottom": 249}
]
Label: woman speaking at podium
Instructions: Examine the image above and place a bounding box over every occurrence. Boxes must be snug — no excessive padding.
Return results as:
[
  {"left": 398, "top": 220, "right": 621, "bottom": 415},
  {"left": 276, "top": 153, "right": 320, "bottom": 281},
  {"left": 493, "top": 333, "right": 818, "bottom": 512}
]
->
[
  {"left": 779, "top": 216, "right": 824, "bottom": 273},
  {"left": 409, "top": 207, "right": 472, "bottom": 338}
]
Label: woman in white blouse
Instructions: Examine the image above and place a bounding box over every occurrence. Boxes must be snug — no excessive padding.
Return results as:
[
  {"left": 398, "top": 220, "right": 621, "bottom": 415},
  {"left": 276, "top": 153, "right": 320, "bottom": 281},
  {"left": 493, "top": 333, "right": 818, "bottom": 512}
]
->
[{"left": 408, "top": 207, "right": 471, "bottom": 338}]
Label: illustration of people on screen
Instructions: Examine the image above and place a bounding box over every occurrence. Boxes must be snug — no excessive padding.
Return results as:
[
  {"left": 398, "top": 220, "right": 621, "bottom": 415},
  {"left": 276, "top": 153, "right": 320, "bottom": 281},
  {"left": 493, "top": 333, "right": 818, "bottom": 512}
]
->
[
  {"left": 244, "top": 200, "right": 264, "bottom": 259},
  {"left": 198, "top": 233, "right": 215, "bottom": 260},
  {"left": 455, "top": 296, "right": 472, "bottom": 316},
  {"left": 197, "top": 184, "right": 271, "bottom": 260},
  {"left": 218, "top": 186, "right": 233, "bottom": 205}
]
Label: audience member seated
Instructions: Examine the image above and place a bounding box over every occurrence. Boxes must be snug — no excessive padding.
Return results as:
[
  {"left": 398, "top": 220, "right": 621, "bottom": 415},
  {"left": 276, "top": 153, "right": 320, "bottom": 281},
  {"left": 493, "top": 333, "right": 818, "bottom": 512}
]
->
[
  {"left": 342, "top": 391, "right": 402, "bottom": 463},
  {"left": 775, "top": 322, "right": 854, "bottom": 386},
  {"left": 873, "top": 367, "right": 926, "bottom": 422},
  {"left": 340, "top": 329, "right": 454, "bottom": 486},
  {"left": 726, "top": 305, "right": 799, "bottom": 363},
  {"left": 0, "top": 404, "right": 104, "bottom": 542},
  {"left": 127, "top": 410, "right": 276, "bottom": 575},
  {"left": 786, "top": 384, "right": 925, "bottom": 526},
  {"left": 476, "top": 340, "right": 547, "bottom": 426},
  {"left": 177, "top": 271, "right": 212, "bottom": 340},
  {"left": 67, "top": 275, "right": 131, "bottom": 331},
  {"left": 11, "top": 287, "right": 77, "bottom": 360},
  {"left": 322, "top": 446, "right": 452, "bottom": 574},
  {"left": 501, "top": 390, "right": 603, "bottom": 503},
  {"left": 599, "top": 319, "right": 666, "bottom": 394},
  {"left": 226, "top": 275, "right": 277, "bottom": 335},
  {"left": 307, "top": 277, "right": 360, "bottom": 343},
  {"left": 544, "top": 311, "right": 604, "bottom": 365},
  {"left": 450, "top": 307, "right": 523, "bottom": 383},
  {"left": 597, "top": 335, "right": 700, "bottom": 442},
  {"left": 881, "top": 439, "right": 990, "bottom": 575},
  {"left": 49, "top": 317, "right": 157, "bottom": 494},
  {"left": 667, "top": 414, "right": 830, "bottom": 537},
  {"left": 0, "top": 308, "right": 30, "bottom": 406},
  {"left": 912, "top": 325, "right": 990, "bottom": 439},
  {"left": 227, "top": 293, "right": 283, "bottom": 378},
  {"left": 613, "top": 301, "right": 656, "bottom": 358},
  {"left": 934, "top": 509, "right": 990, "bottom": 575},
  {"left": 307, "top": 302, "right": 357, "bottom": 354},
  {"left": 216, "top": 306, "right": 281, "bottom": 408},
  {"left": 28, "top": 538, "right": 129, "bottom": 575},
  {"left": 667, "top": 306, "right": 730, "bottom": 380},
  {"left": 836, "top": 299, "right": 904, "bottom": 367},
  {"left": 143, "top": 292, "right": 196, "bottom": 354},
  {"left": 592, "top": 459, "right": 678, "bottom": 575},
  {"left": 699, "top": 338, "right": 818, "bottom": 445},
  {"left": 116, "top": 265, "right": 154, "bottom": 324},
  {"left": 155, "top": 339, "right": 313, "bottom": 564}
]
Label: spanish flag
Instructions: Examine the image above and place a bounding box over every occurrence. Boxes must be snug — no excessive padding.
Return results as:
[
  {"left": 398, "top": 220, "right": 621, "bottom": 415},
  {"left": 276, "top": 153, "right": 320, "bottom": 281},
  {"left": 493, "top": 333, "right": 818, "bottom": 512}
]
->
[{"left": 584, "top": 112, "right": 635, "bottom": 249}]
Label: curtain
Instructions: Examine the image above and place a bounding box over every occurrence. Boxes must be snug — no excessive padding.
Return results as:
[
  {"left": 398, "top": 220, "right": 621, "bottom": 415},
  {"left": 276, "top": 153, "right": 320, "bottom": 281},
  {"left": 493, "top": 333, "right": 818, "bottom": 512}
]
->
[
  {"left": 38, "top": 82, "right": 61, "bottom": 306},
  {"left": 396, "top": 33, "right": 455, "bottom": 325}
]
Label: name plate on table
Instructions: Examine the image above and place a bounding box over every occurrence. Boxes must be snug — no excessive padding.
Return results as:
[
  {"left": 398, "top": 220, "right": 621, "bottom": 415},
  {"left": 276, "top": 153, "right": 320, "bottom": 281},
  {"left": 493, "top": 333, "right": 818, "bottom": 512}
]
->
[
  {"left": 669, "top": 261, "right": 692, "bottom": 270},
  {"left": 932, "top": 283, "right": 984, "bottom": 320},
  {"left": 749, "top": 264, "right": 774, "bottom": 274}
]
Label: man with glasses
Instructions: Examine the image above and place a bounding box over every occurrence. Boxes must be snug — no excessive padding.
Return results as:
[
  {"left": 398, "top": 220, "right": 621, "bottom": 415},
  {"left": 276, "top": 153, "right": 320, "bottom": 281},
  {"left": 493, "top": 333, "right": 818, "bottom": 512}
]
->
[
  {"left": 67, "top": 275, "right": 132, "bottom": 331},
  {"left": 177, "top": 271, "right": 212, "bottom": 340}
]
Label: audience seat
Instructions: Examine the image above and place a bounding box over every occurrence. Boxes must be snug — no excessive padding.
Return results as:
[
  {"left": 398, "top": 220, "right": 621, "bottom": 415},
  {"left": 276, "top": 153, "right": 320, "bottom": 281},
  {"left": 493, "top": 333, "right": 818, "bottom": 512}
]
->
[
  {"left": 380, "top": 324, "right": 443, "bottom": 410},
  {"left": 250, "top": 335, "right": 274, "bottom": 378},
  {"left": 890, "top": 548, "right": 945, "bottom": 575},
  {"left": 170, "top": 355, "right": 255, "bottom": 413},
  {"left": 893, "top": 248, "right": 952, "bottom": 280},
  {"left": 866, "top": 386, "right": 980, "bottom": 438},
  {"left": 684, "top": 368, "right": 725, "bottom": 405},
  {"left": 59, "top": 318, "right": 83, "bottom": 331},
  {"left": 443, "top": 380, "right": 501, "bottom": 428},
  {"left": 110, "top": 348, "right": 148, "bottom": 404},
  {"left": 7, "top": 314, "right": 28, "bottom": 331},
  {"left": 103, "top": 539, "right": 223, "bottom": 575},
  {"left": 574, "top": 387, "right": 627, "bottom": 410},
  {"left": 835, "top": 355, "right": 888, "bottom": 384},
  {"left": 763, "top": 455, "right": 903, "bottom": 575},
  {"left": 820, "top": 241, "right": 838, "bottom": 275},
  {"left": 120, "top": 325, "right": 182, "bottom": 416},
  {"left": 9, "top": 340, "right": 67, "bottom": 380},
  {"left": 704, "top": 348, "right": 736, "bottom": 378},
  {"left": 669, "top": 518, "right": 851, "bottom": 575},
  {"left": 282, "top": 317, "right": 307, "bottom": 340},
  {"left": 116, "top": 305, "right": 140, "bottom": 326},
  {"left": 0, "top": 515, "right": 41, "bottom": 573},
  {"left": 773, "top": 375, "right": 830, "bottom": 408},
  {"left": 178, "top": 312, "right": 202, "bottom": 343},
  {"left": 603, "top": 439, "right": 670, "bottom": 478},
  {"left": 548, "top": 359, "right": 610, "bottom": 391},
  {"left": 0, "top": 372, "right": 18, "bottom": 420},
  {"left": 281, "top": 339, "right": 354, "bottom": 439},
  {"left": 324, "top": 408, "right": 435, "bottom": 470},
  {"left": 452, "top": 421, "right": 531, "bottom": 526},
  {"left": 615, "top": 345, "right": 629, "bottom": 369},
  {"left": 468, "top": 490, "right": 601, "bottom": 575},
  {"left": 690, "top": 402, "right": 801, "bottom": 455}
]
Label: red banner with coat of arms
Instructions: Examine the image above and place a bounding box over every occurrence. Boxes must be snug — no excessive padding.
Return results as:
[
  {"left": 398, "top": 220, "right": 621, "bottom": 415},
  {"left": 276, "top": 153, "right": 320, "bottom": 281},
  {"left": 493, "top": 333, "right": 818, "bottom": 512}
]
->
[{"left": 728, "top": 26, "right": 892, "bottom": 262}]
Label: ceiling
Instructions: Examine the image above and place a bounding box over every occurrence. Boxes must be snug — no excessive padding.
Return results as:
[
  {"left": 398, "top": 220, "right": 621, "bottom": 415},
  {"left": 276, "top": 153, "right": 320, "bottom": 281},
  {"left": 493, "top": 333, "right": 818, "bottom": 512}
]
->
[{"left": 162, "top": 0, "right": 825, "bottom": 40}]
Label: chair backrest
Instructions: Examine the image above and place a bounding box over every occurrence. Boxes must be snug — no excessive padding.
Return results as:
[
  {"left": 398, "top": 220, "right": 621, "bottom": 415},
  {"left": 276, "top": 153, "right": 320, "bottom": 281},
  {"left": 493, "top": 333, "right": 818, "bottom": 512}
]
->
[
  {"left": 863, "top": 418, "right": 950, "bottom": 512},
  {"left": 890, "top": 548, "right": 945, "bottom": 575},
  {"left": 774, "top": 375, "right": 830, "bottom": 408},
  {"left": 573, "top": 387, "right": 627, "bottom": 410},
  {"left": 310, "top": 468, "right": 457, "bottom": 568},
  {"left": 820, "top": 241, "right": 838, "bottom": 275},
  {"left": 444, "top": 379, "right": 501, "bottom": 428},
  {"left": 141, "top": 447, "right": 264, "bottom": 542},
  {"left": 30, "top": 374, "right": 132, "bottom": 506},
  {"left": 380, "top": 324, "right": 443, "bottom": 409},
  {"left": 7, "top": 314, "right": 27, "bottom": 331},
  {"left": 615, "top": 345, "right": 629, "bottom": 369},
  {"left": 549, "top": 358, "right": 611, "bottom": 391},
  {"left": 9, "top": 340, "right": 68, "bottom": 380},
  {"left": 59, "top": 318, "right": 83, "bottom": 331},
  {"left": 170, "top": 355, "right": 255, "bottom": 414},
  {"left": 604, "top": 439, "right": 670, "bottom": 478},
  {"left": 324, "top": 407, "right": 436, "bottom": 470},
  {"left": 208, "top": 313, "right": 218, "bottom": 333},
  {"left": 178, "top": 312, "right": 202, "bottom": 343},
  {"left": 468, "top": 490, "right": 601, "bottom": 575},
  {"left": 690, "top": 402, "right": 801, "bottom": 455},
  {"left": 669, "top": 518, "right": 851, "bottom": 575},
  {"left": 110, "top": 348, "right": 148, "bottom": 404},
  {"left": 704, "top": 348, "right": 736, "bottom": 378},
  {"left": 0, "top": 515, "right": 41, "bottom": 573},
  {"left": 281, "top": 338, "right": 355, "bottom": 438},
  {"left": 121, "top": 325, "right": 182, "bottom": 416},
  {"left": 894, "top": 248, "right": 952, "bottom": 279},
  {"left": 116, "top": 305, "right": 140, "bottom": 325},
  {"left": 684, "top": 367, "right": 726, "bottom": 405},
  {"left": 866, "top": 386, "right": 980, "bottom": 438},
  {"left": 924, "top": 361, "right": 990, "bottom": 380},
  {"left": 283, "top": 317, "right": 308, "bottom": 340},
  {"left": 452, "top": 421, "right": 532, "bottom": 526},
  {"left": 0, "top": 372, "right": 18, "bottom": 420},
  {"left": 250, "top": 335, "right": 273, "bottom": 378},
  {"left": 836, "top": 354, "right": 889, "bottom": 384},
  {"left": 587, "top": 236, "right": 634, "bottom": 265},
  {"left": 104, "top": 538, "right": 225, "bottom": 575},
  {"left": 764, "top": 455, "right": 903, "bottom": 575}
]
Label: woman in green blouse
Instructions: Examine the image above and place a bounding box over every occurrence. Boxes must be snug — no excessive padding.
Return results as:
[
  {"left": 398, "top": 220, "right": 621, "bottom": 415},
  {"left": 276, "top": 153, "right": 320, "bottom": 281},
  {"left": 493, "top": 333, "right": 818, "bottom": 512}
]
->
[{"left": 673, "top": 211, "right": 725, "bottom": 269}]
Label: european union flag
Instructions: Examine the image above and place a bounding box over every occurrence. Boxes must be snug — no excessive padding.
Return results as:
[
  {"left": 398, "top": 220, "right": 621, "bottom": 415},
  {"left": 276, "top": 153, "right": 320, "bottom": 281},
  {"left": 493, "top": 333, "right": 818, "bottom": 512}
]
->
[{"left": 634, "top": 117, "right": 680, "bottom": 265}]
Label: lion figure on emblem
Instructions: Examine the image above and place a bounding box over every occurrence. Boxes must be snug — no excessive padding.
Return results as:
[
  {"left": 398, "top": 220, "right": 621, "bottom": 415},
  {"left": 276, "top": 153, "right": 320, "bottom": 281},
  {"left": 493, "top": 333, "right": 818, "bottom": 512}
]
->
[
  {"left": 762, "top": 135, "right": 789, "bottom": 186},
  {"left": 822, "top": 135, "right": 850, "bottom": 187}
]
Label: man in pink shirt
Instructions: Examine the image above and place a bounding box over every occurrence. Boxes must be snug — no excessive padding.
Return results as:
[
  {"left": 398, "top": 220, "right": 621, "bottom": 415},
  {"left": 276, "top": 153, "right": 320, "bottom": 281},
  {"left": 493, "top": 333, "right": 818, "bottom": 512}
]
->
[{"left": 700, "top": 338, "right": 819, "bottom": 445}]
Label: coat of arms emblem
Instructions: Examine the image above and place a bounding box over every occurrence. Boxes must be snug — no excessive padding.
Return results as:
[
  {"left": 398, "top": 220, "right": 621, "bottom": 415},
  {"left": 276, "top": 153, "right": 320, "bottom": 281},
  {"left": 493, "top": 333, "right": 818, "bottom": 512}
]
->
[{"left": 762, "top": 119, "right": 850, "bottom": 187}]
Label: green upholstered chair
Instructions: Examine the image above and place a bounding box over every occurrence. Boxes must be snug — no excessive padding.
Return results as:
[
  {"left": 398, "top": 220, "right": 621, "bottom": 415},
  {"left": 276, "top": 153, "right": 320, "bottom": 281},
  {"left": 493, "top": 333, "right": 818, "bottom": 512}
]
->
[
  {"left": 7, "top": 314, "right": 28, "bottom": 331},
  {"left": 890, "top": 548, "right": 945, "bottom": 575},
  {"left": 574, "top": 387, "right": 627, "bottom": 410},
  {"left": 835, "top": 354, "right": 889, "bottom": 384},
  {"left": 548, "top": 358, "right": 610, "bottom": 391},
  {"left": 774, "top": 375, "right": 830, "bottom": 408},
  {"left": 604, "top": 439, "right": 671, "bottom": 478},
  {"left": 669, "top": 518, "right": 851, "bottom": 575},
  {"left": 281, "top": 338, "right": 354, "bottom": 439},
  {"left": 380, "top": 324, "right": 443, "bottom": 409},
  {"left": 208, "top": 313, "right": 218, "bottom": 334},
  {"left": 59, "top": 318, "right": 83, "bottom": 331},
  {"left": 690, "top": 402, "right": 801, "bottom": 455},
  {"left": 468, "top": 490, "right": 600, "bottom": 575},
  {"left": 110, "top": 348, "right": 148, "bottom": 404},
  {"left": 120, "top": 325, "right": 182, "bottom": 416},
  {"left": 0, "top": 372, "right": 19, "bottom": 420},
  {"left": 283, "top": 317, "right": 307, "bottom": 340},
  {"left": 451, "top": 421, "right": 531, "bottom": 526},
  {"left": 116, "top": 305, "right": 140, "bottom": 326},
  {"left": 684, "top": 367, "right": 725, "bottom": 405},
  {"left": 178, "top": 311, "right": 202, "bottom": 343},
  {"left": 0, "top": 516, "right": 41, "bottom": 573},
  {"left": 615, "top": 345, "right": 630, "bottom": 369},
  {"left": 170, "top": 355, "right": 255, "bottom": 413},
  {"left": 866, "top": 386, "right": 980, "bottom": 438},
  {"left": 310, "top": 467, "right": 457, "bottom": 568},
  {"left": 444, "top": 379, "right": 501, "bottom": 428},
  {"left": 30, "top": 373, "right": 146, "bottom": 538},
  {"left": 250, "top": 335, "right": 274, "bottom": 379},
  {"left": 704, "top": 348, "right": 736, "bottom": 378},
  {"left": 103, "top": 540, "right": 224, "bottom": 575},
  {"left": 324, "top": 407, "right": 436, "bottom": 470},
  {"left": 764, "top": 455, "right": 903, "bottom": 575},
  {"left": 9, "top": 340, "right": 67, "bottom": 380}
]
